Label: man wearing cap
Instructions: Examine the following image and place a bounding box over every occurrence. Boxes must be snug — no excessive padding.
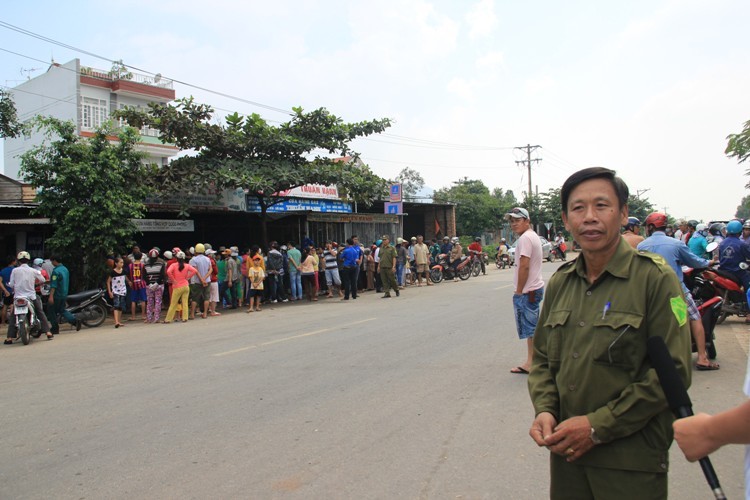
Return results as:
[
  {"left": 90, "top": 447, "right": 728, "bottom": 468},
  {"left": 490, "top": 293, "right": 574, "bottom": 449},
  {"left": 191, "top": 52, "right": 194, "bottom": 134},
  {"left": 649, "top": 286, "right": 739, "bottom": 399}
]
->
[
  {"left": 378, "top": 236, "right": 399, "bottom": 298},
  {"left": 188, "top": 243, "right": 212, "bottom": 319},
  {"left": 505, "top": 207, "right": 544, "bottom": 374},
  {"left": 413, "top": 235, "right": 431, "bottom": 286}
]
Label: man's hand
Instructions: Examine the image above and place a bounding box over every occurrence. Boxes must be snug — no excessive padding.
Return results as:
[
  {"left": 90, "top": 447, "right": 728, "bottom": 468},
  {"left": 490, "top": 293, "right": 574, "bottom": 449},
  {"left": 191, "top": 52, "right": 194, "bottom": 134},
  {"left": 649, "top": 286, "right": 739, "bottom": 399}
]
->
[
  {"left": 530, "top": 412, "right": 558, "bottom": 447},
  {"left": 544, "top": 415, "right": 596, "bottom": 462},
  {"left": 673, "top": 413, "right": 716, "bottom": 462},
  {"left": 48, "top": 295, "right": 54, "bottom": 305}
]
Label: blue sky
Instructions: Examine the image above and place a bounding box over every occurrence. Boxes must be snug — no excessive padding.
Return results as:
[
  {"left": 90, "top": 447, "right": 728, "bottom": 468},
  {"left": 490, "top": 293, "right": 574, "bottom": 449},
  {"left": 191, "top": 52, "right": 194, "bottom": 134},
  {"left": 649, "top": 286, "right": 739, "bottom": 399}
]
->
[{"left": 2, "top": 0, "right": 749, "bottom": 221}]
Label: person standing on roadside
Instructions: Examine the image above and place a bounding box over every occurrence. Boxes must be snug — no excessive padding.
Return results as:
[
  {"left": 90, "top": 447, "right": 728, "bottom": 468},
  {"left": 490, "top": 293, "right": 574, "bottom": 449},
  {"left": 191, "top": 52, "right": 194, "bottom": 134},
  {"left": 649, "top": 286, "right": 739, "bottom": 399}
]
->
[
  {"left": 188, "top": 243, "right": 211, "bottom": 319},
  {"left": 413, "top": 235, "right": 432, "bottom": 286},
  {"left": 0, "top": 255, "right": 16, "bottom": 326},
  {"left": 468, "top": 237, "right": 486, "bottom": 275},
  {"left": 287, "top": 242, "right": 303, "bottom": 301},
  {"left": 378, "top": 235, "right": 399, "bottom": 298},
  {"left": 340, "top": 238, "right": 360, "bottom": 300},
  {"left": 505, "top": 207, "right": 544, "bottom": 374},
  {"left": 527, "top": 167, "right": 691, "bottom": 499},
  {"left": 144, "top": 249, "right": 166, "bottom": 324},
  {"left": 47, "top": 255, "right": 81, "bottom": 333},
  {"left": 164, "top": 252, "right": 197, "bottom": 323}
]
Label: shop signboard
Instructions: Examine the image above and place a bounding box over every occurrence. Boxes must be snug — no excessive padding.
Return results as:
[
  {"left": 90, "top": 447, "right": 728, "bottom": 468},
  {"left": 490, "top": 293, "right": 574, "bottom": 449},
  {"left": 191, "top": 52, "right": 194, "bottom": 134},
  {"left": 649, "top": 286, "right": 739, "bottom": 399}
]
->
[
  {"left": 246, "top": 197, "right": 352, "bottom": 214},
  {"left": 132, "top": 219, "right": 195, "bottom": 232}
]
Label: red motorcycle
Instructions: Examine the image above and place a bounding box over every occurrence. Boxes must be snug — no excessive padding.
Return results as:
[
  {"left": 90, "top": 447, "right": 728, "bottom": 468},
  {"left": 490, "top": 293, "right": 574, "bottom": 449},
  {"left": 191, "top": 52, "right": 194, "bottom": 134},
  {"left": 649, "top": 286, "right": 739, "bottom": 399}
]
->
[
  {"left": 683, "top": 267, "right": 722, "bottom": 359},
  {"left": 430, "top": 254, "right": 472, "bottom": 283}
]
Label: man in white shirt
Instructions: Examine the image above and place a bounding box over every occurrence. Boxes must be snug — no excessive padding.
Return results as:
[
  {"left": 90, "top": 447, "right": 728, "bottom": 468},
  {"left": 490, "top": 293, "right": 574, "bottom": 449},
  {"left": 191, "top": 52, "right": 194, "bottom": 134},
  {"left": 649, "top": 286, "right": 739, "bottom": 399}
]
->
[
  {"left": 505, "top": 208, "right": 545, "bottom": 374},
  {"left": 5, "top": 251, "right": 51, "bottom": 343}
]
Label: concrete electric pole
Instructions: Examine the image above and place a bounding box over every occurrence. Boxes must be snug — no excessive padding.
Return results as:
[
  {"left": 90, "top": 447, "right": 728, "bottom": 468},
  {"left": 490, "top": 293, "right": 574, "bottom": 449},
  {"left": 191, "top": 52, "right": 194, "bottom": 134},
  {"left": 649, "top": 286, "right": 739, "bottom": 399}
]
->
[{"left": 514, "top": 144, "right": 542, "bottom": 205}]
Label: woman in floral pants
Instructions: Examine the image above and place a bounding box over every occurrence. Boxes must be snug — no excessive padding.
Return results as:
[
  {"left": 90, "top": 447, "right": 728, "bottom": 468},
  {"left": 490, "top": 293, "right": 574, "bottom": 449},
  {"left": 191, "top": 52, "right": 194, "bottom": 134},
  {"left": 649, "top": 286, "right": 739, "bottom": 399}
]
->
[{"left": 144, "top": 249, "right": 167, "bottom": 323}]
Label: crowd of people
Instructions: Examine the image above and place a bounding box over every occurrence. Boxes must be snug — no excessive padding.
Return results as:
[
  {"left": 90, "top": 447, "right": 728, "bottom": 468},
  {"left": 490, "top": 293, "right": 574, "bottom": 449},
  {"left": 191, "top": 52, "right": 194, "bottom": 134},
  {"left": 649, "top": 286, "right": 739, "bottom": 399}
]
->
[{"left": 0, "top": 233, "right": 492, "bottom": 342}]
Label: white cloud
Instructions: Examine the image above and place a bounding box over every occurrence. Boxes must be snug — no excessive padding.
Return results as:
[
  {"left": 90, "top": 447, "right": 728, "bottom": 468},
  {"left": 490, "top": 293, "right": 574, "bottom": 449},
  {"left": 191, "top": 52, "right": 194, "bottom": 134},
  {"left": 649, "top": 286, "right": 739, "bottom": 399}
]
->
[
  {"left": 524, "top": 75, "right": 555, "bottom": 95},
  {"left": 446, "top": 78, "right": 475, "bottom": 101},
  {"left": 465, "top": 0, "right": 498, "bottom": 39},
  {"left": 476, "top": 51, "right": 504, "bottom": 70}
]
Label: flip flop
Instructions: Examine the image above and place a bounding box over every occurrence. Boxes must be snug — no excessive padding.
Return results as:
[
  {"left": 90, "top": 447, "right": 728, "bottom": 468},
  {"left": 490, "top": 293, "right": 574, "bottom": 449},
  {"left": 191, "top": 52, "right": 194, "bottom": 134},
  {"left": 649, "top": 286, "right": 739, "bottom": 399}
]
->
[
  {"left": 696, "top": 362, "right": 720, "bottom": 371},
  {"left": 510, "top": 366, "right": 529, "bottom": 374}
]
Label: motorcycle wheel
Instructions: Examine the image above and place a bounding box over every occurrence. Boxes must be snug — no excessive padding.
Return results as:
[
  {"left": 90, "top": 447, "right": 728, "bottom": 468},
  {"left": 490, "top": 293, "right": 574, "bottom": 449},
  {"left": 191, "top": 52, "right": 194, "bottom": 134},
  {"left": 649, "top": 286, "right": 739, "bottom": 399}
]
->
[
  {"left": 459, "top": 265, "right": 472, "bottom": 280},
  {"left": 547, "top": 252, "right": 556, "bottom": 263},
  {"left": 716, "top": 312, "right": 727, "bottom": 325},
  {"left": 430, "top": 268, "right": 443, "bottom": 284},
  {"left": 471, "top": 261, "right": 481, "bottom": 277},
  {"left": 19, "top": 320, "right": 29, "bottom": 345},
  {"left": 81, "top": 302, "right": 107, "bottom": 328},
  {"left": 495, "top": 260, "right": 502, "bottom": 269}
]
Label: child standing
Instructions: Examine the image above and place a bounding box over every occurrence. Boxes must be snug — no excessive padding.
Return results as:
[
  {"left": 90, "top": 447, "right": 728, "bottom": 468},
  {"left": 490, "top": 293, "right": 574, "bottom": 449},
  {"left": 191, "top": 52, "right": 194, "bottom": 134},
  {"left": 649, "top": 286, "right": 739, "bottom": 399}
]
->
[
  {"left": 246, "top": 255, "right": 265, "bottom": 312},
  {"left": 107, "top": 257, "right": 128, "bottom": 328}
]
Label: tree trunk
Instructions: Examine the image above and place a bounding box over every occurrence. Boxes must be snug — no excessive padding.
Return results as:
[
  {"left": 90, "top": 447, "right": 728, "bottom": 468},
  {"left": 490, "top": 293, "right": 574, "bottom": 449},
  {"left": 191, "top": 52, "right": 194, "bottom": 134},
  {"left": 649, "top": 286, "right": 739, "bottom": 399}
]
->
[{"left": 260, "top": 201, "right": 269, "bottom": 249}]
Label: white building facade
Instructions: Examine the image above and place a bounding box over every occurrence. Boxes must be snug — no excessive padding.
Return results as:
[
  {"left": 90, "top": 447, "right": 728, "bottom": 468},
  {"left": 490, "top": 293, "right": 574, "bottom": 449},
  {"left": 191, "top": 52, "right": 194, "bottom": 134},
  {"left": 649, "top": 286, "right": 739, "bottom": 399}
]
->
[{"left": 3, "top": 58, "right": 177, "bottom": 180}]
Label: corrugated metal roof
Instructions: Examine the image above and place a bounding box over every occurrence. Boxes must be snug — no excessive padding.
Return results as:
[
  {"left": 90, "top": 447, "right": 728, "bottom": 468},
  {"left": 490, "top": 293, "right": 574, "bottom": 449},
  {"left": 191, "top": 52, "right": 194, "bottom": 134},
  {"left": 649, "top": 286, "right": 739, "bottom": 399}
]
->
[{"left": 0, "top": 218, "right": 50, "bottom": 225}]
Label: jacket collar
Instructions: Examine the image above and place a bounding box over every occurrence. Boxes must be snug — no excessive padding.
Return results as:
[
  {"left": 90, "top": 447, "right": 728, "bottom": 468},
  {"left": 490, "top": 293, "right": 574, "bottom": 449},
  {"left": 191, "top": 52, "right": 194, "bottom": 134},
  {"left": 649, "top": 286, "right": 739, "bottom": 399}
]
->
[{"left": 561, "top": 237, "right": 635, "bottom": 281}]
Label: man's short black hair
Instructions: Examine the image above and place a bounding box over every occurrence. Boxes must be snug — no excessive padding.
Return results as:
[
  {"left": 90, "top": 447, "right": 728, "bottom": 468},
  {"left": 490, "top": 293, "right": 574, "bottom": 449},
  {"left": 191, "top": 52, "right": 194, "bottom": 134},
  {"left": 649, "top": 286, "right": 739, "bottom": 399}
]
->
[
  {"left": 561, "top": 167, "right": 629, "bottom": 214},
  {"left": 50, "top": 255, "right": 61, "bottom": 263},
  {"left": 346, "top": 238, "right": 354, "bottom": 246}
]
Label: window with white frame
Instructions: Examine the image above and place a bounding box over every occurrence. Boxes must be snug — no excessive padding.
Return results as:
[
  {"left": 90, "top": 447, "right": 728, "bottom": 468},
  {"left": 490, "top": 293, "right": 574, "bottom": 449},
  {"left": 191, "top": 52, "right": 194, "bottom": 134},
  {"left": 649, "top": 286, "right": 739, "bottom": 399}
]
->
[
  {"left": 118, "top": 103, "right": 159, "bottom": 137},
  {"left": 81, "top": 97, "right": 108, "bottom": 130}
]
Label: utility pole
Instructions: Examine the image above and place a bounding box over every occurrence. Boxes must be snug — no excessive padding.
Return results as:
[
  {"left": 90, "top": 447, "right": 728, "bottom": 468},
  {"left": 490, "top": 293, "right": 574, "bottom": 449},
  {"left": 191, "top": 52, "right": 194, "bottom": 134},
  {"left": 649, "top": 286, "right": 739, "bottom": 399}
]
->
[
  {"left": 635, "top": 188, "right": 650, "bottom": 200},
  {"left": 514, "top": 144, "right": 542, "bottom": 206}
]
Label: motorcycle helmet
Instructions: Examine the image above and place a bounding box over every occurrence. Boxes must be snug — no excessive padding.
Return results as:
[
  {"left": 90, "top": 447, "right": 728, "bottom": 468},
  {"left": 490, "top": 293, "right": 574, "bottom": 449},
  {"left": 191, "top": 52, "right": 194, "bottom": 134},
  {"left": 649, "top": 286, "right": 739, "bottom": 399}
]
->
[
  {"left": 451, "top": 237, "right": 460, "bottom": 244},
  {"left": 474, "top": 237, "right": 481, "bottom": 242},
  {"left": 644, "top": 212, "right": 668, "bottom": 229},
  {"left": 172, "top": 247, "right": 181, "bottom": 255},
  {"left": 709, "top": 222, "right": 725, "bottom": 236},
  {"left": 16, "top": 251, "right": 30, "bottom": 261},
  {"left": 442, "top": 236, "right": 450, "bottom": 241},
  {"left": 163, "top": 251, "right": 173, "bottom": 260},
  {"left": 624, "top": 216, "right": 641, "bottom": 231},
  {"left": 687, "top": 220, "right": 698, "bottom": 229},
  {"left": 726, "top": 220, "right": 743, "bottom": 235},
  {"left": 148, "top": 248, "right": 160, "bottom": 258},
  {"left": 743, "top": 220, "right": 750, "bottom": 229},
  {"left": 176, "top": 251, "right": 186, "bottom": 260},
  {"left": 375, "top": 239, "right": 383, "bottom": 246},
  {"left": 33, "top": 258, "right": 44, "bottom": 266},
  {"left": 695, "top": 223, "right": 707, "bottom": 234},
  {"left": 501, "top": 238, "right": 506, "bottom": 242},
  {"left": 195, "top": 243, "right": 206, "bottom": 254}
]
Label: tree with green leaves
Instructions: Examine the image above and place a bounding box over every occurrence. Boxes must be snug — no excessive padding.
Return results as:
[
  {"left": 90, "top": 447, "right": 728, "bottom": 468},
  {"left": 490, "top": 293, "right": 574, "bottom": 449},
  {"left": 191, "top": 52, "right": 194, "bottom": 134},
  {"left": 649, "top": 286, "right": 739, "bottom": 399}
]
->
[
  {"left": 626, "top": 194, "right": 656, "bottom": 223},
  {"left": 0, "top": 89, "right": 23, "bottom": 139},
  {"left": 433, "top": 178, "right": 503, "bottom": 235},
  {"left": 736, "top": 194, "right": 750, "bottom": 220},
  {"left": 117, "top": 98, "right": 391, "bottom": 244},
  {"left": 727, "top": 120, "right": 750, "bottom": 189},
  {"left": 20, "top": 117, "right": 154, "bottom": 290},
  {"left": 394, "top": 167, "right": 425, "bottom": 200}
]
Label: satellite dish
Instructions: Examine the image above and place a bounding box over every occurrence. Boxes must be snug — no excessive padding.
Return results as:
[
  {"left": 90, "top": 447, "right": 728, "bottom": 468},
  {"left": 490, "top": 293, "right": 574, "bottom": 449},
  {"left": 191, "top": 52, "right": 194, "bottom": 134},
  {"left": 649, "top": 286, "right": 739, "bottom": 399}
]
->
[{"left": 154, "top": 73, "right": 162, "bottom": 83}]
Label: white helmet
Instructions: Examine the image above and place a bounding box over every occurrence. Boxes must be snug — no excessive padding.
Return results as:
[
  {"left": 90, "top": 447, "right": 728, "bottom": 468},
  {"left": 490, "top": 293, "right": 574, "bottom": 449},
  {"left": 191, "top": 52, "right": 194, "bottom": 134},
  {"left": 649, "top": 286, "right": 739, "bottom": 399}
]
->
[
  {"left": 451, "top": 237, "right": 459, "bottom": 244},
  {"left": 16, "top": 251, "right": 30, "bottom": 261}
]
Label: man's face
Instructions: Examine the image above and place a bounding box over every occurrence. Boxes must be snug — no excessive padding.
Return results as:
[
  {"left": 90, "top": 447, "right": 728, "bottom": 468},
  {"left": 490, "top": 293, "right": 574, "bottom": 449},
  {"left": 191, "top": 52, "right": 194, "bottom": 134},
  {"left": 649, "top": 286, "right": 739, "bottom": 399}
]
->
[
  {"left": 417, "top": 236, "right": 424, "bottom": 244},
  {"left": 743, "top": 228, "right": 750, "bottom": 239},
  {"left": 562, "top": 178, "right": 627, "bottom": 255},
  {"left": 509, "top": 216, "right": 531, "bottom": 235},
  {"left": 352, "top": 237, "right": 359, "bottom": 246}
]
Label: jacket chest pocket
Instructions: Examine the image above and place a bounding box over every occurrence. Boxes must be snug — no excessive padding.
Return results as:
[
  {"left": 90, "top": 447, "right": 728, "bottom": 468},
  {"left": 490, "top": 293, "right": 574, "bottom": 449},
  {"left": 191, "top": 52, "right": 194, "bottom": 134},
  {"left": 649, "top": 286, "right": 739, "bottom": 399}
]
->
[
  {"left": 592, "top": 312, "right": 644, "bottom": 369},
  {"left": 542, "top": 309, "right": 571, "bottom": 371}
]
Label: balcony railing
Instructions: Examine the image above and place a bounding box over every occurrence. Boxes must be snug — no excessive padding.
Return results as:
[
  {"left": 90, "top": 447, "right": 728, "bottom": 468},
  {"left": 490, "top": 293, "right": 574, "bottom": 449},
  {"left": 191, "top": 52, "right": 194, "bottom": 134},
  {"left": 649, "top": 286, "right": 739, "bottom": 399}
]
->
[{"left": 80, "top": 66, "right": 174, "bottom": 90}]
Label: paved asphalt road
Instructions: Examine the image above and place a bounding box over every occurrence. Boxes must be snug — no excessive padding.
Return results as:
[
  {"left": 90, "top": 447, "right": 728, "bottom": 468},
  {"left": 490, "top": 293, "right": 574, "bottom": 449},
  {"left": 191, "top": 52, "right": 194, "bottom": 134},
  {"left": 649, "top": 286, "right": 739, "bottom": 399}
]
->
[{"left": 1, "top": 259, "right": 747, "bottom": 499}]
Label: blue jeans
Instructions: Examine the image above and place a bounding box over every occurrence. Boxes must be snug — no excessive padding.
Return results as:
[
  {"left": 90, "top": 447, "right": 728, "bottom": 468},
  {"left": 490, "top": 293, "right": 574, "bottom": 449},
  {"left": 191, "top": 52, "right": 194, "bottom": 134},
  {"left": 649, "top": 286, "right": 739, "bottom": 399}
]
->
[
  {"left": 289, "top": 270, "right": 302, "bottom": 300},
  {"left": 396, "top": 263, "right": 404, "bottom": 286},
  {"left": 512, "top": 287, "right": 544, "bottom": 339}
]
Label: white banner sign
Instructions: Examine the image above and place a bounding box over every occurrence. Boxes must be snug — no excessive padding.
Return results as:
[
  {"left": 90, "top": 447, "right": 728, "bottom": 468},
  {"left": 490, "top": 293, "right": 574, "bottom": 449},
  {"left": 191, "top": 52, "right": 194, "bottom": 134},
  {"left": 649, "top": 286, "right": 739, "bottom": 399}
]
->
[
  {"left": 132, "top": 219, "right": 195, "bottom": 232},
  {"left": 275, "top": 184, "right": 340, "bottom": 200}
]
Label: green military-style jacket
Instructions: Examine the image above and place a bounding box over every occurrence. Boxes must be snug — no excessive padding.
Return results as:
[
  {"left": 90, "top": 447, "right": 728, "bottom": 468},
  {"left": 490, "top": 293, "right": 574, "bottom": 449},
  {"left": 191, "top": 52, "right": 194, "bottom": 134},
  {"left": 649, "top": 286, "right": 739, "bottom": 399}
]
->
[
  {"left": 379, "top": 245, "right": 397, "bottom": 269},
  {"left": 528, "top": 237, "right": 691, "bottom": 473}
]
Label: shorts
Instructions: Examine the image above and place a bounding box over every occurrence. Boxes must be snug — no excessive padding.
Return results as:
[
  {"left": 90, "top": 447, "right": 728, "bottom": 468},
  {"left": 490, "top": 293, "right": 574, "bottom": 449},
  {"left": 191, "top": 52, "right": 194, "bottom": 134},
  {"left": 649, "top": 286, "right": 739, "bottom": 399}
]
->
[
  {"left": 113, "top": 294, "right": 127, "bottom": 311},
  {"left": 684, "top": 291, "right": 700, "bottom": 321},
  {"left": 209, "top": 282, "right": 219, "bottom": 303},
  {"left": 416, "top": 263, "right": 429, "bottom": 273},
  {"left": 247, "top": 289, "right": 263, "bottom": 297},
  {"left": 130, "top": 288, "right": 147, "bottom": 304},
  {"left": 190, "top": 283, "right": 210, "bottom": 303},
  {"left": 512, "top": 287, "right": 544, "bottom": 340},
  {"left": 3, "top": 293, "right": 13, "bottom": 306}
]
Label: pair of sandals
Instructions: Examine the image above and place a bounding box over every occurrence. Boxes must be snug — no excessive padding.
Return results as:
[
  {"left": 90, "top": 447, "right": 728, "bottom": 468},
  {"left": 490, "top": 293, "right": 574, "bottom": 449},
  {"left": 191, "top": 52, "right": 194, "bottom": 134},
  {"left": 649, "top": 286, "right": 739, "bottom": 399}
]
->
[{"left": 4, "top": 332, "right": 54, "bottom": 344}]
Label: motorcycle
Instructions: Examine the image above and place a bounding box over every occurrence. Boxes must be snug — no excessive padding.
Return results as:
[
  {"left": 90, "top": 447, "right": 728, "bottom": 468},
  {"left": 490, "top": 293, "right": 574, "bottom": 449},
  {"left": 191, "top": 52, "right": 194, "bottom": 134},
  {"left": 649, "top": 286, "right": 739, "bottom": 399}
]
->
[
  {"left": 495, "top": 253, "right": 511, "bottom": 269},
  {"left": 683, "top": 266, "right": 722, "bottom": 359},
  {"left": 64, "top": 289, "right": 110, "bottom": 328},
  {"left": 701, "top": 267, "right": 748, "bottom": 325},
  {"left": 469, "top": 250, "right": 487, "bottom": 277},
  {"left": 430, "top": 254, "right": 472, "bottom": 283},
  {"left": 13, "top": 296, "right": 42, "bottom": 345},
  {"left": 550, "top": 244, "right": 567, "bottom": 262}
]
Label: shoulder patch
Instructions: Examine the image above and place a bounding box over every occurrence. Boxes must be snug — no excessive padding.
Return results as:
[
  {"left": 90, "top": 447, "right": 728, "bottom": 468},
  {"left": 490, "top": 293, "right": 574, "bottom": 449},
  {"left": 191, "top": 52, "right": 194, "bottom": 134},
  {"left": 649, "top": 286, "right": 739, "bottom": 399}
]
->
[{"left": 670, "top": 296, "right": 688, "bottom": 326}]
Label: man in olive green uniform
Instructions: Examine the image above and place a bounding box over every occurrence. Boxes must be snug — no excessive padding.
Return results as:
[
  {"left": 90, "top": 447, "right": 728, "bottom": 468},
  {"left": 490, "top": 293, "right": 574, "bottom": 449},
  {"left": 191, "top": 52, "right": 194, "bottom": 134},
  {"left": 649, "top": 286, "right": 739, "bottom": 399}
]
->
[
  {"left": 528, "top": 167, "right": 691, "bottom": 499},
  {"left": 378, "top": 235, "right": 399, "bottom": 298}
]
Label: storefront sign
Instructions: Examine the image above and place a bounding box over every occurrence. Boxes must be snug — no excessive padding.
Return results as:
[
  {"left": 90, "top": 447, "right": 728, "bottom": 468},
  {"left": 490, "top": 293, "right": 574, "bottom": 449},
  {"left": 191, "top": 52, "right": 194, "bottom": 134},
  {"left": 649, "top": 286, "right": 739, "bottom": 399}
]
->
[
  {"left": 384, "top": 202, "right": 403, "bottom": 214},
  {"left": 307, "top": 213, "right": 399, "bottom": 223},
  {"left": 275, "top": 184, "right": 340, "bottom": 200},
  {"left": 389, "top": 183, "right": 402, "bottom": 202},
  {"left": 132, "top": 219, "right": 195, "bottom": 232},
  {"left": 246, "top": 197, "right": 352, "bottom": 214}
]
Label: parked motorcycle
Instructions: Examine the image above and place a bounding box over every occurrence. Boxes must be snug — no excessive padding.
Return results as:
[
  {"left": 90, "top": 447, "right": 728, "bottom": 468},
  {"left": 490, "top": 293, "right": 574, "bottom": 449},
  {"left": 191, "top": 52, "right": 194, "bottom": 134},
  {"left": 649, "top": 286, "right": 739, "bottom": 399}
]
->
[
  {"left": 13, "top": 296, "right": 42, "bottom": 345},
  {"left": 469, "top": 250, "right": 486, "bottom": 277},
  {"left": 64, "top": 289, "right": 110, "bottom": 328},
  {"left": 684, "top": 266, "right": 722, "bottom": 359},
  {"left": 496, "top": 253, "right": 511, "bottom": 269},
  {"left": 430, "top": 254, "right": 472, "bottom": 283}
]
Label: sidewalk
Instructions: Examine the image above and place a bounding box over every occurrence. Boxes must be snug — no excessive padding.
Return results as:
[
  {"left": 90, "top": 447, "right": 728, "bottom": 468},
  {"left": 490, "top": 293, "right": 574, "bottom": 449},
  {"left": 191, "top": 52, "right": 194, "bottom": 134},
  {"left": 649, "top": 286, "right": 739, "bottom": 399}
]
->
[{"left": 718, "top": 316, "right": 750, "bottom": 356}]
